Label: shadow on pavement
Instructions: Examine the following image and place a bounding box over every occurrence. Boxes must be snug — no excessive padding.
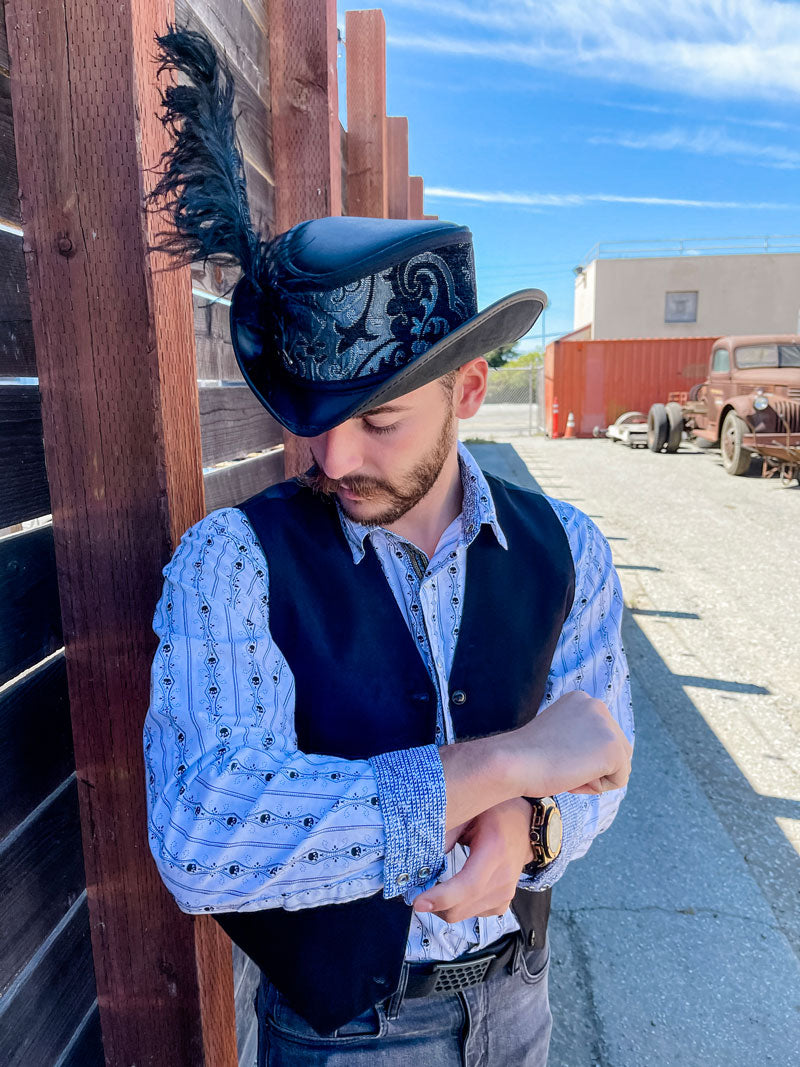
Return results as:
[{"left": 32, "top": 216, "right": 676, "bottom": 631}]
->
[{"left": 548, "top": 608, "right": 800, "bottom": 1065}]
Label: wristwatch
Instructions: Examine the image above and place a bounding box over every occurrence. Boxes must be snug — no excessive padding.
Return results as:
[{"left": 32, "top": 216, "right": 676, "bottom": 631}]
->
[{"left": 521, "top": 796, "right": 562, "bottom": 875}]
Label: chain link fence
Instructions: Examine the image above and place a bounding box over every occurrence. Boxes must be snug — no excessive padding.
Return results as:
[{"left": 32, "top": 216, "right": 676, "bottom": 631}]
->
[{"left": 461, "top": 365, "right": 543, "bottom": 439}]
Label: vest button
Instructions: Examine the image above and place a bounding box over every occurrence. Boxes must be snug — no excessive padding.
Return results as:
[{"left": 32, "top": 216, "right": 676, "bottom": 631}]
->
[
  {"left": 451, "top": 690, "right": 467, "bottom": 705},
  {"left": 528, "top": 930, "right": 537, "bottom": 947},
  {"left": 396, "top": 872, "right": 410, "bottom": 886}
]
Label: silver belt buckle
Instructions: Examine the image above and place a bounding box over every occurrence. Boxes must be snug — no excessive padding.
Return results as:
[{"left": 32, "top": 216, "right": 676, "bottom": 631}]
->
[{"left": 431, "top": 952, "right": 495, "bottom": 993}]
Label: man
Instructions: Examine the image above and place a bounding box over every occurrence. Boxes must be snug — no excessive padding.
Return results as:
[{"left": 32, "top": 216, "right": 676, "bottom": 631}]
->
[{"left": 143, "top": 26, "right": 634, "bottom": 1065}]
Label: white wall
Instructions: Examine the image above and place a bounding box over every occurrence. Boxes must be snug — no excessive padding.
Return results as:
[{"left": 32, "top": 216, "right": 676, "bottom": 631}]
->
[
  {"left": 572, "top": 259, "right": 595, "bottom": 333},
  {"left": 573, "top": 253, "right": 800, "bottom": 339}
]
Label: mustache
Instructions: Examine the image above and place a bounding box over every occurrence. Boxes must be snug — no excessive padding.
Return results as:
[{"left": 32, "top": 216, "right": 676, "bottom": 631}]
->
[{"left": 299, "top": 463, "right": 389, "bottom": 499}]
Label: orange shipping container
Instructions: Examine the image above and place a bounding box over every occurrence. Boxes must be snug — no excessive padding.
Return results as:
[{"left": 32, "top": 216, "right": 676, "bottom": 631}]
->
[{"left": 544, "top": 337, "right": 717, "bottom": 438}]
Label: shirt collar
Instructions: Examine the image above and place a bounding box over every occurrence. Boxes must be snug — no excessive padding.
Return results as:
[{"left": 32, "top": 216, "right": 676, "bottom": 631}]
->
[{"left": 337, "top": 440, "right": 508, "bottom": 564}]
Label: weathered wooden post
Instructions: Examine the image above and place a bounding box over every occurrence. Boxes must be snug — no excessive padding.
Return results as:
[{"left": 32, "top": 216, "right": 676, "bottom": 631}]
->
[
  {"left": 345, "top": 9, "right": 387, "bottom": 218},
  {"left": 387, "top": 115, "right": 409, "bottom": 219},
  {"left": 269, "top": 0, "right": 341, "bottom": 478},
  {"left": 409, "top": 174, "right": 424, "bottom": 218},
  {"left": 4, "top": 0, "right": 238, "bottom": 1061}
]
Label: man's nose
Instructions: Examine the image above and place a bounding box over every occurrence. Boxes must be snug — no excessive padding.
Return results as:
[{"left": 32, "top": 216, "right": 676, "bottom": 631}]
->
[{"left": 313, "top": 423, "right": 364, "bottom": 481}]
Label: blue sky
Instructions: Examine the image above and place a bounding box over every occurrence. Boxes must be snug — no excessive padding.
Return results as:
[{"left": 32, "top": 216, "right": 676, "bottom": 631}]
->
[{"left": 337, "top": 0, "right": 800, "bottom": 346}]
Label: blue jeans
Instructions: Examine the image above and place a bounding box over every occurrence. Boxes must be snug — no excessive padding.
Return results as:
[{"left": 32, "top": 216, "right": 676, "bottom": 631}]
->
[{"left": 255, "top": 937, "right": 552, "bottom": 1066}]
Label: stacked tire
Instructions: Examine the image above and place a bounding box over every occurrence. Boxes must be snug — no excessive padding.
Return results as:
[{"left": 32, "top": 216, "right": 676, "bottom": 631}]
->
[{"left": 648, "top": 402, "right": 683, "bottom": 453}]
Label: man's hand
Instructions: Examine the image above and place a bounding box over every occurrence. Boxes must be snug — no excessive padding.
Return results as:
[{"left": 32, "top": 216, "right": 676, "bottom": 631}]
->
[
  {"left": 413, "top": 798, "right": 534, "bottom": 924},
  {"left": 507, "top": 690, "right": 632, "bottom": 798},
  {"left": 440, "top": 690, "right": 632, "bottom": 830}
]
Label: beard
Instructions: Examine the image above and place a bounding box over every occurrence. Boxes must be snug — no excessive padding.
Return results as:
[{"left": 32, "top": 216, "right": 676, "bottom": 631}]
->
[{"left": 300, "top": 405, "right": 456, "bottom": 527}]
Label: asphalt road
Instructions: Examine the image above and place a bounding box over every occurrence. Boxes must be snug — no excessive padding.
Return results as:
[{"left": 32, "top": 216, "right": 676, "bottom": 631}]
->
[{"left": 464, "top": 435, "right": 800, "bottom": 1066}]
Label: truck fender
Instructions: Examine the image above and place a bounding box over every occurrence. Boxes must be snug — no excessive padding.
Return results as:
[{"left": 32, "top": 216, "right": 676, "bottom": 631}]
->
[{"left": 718, "top": 399, "right": 750, "bottom": 438}]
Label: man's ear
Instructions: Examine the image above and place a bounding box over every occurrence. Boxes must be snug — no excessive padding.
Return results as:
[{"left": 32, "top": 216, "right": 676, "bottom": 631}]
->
[{"left": 454, "top": 358, "right": 488, "bottom": 419}]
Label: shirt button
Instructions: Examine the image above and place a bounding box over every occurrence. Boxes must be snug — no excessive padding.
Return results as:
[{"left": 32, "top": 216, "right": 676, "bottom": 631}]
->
[
  {"left": 451, "top": 690, "right": 467, "bottom": 705},
  {"left": 417, "top": 866, "right": 431, "bottom": 880},
  {"left": 396, "top": 873, "right": 410, "bottom": 886}
]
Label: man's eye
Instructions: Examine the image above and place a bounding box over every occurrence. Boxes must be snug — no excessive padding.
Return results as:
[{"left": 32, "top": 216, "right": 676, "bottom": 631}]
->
[{"left": 364, "top": 420, "right": 397, "bottom": 435}]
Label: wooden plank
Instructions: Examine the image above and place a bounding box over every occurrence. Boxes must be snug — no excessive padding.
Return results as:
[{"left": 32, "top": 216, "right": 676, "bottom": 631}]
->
[
  {"left": 409, "top": 175, "right": 424, "bottom": 219},
  {"left": 0, "top": 524, "right": 63, "bottom": 686},
  {"left": 150, "top": 2, "right": 273, "bottom": 192},
  {"left": 0, "top": 229, "right": 38, "bottom": 377},
  {"left": 345, "top": 9, "right": 387, "bottom": 218},
  {"left": 0, "top": 72, "right": 21, "bottom": 224},
  {"left": 0, "top": 656, "right": 73, "bottom": 840},
  {"left": 0, "top": 384, "right": 50, "bottom": 528},
  {"left": 59, "top": 1005, "right": 105, "bottom": 1067},
  {"left": 4, "top": 0, "right": 237, "bottom": 1060},
  {"left": 0, "top": 898, "right": 98, "bottom": 1067},
  {"left": 176, "top": 0, "right": 270, "bottom": 106},
  {"left": 199, "top": 385, "right": 282, "bottom": 466},
  {"left": 0, "top": 313, "right": 37, "bottom": 380},
  {"left": 203, "top": 447, "right": 285, "bottom": 513},
  {"left": 386, "top": 116, "right": 409, "bottom": 219},
  {"left": 0, "top": 10, "right": 8, "bottom": 72},
  {"left": 0, "top": 778, "right": 85, "bottom": 996},
  {"left": 193, "top": 295, "right": 242, "bottom": 382},
  {"left": 268, "top": 0, "right": 341, "bottom": 229}
]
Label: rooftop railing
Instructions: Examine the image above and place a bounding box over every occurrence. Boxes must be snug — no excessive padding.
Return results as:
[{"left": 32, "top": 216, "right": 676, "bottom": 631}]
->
[{"left": 582, "top": 235, "right": 800, "bottom": 264}]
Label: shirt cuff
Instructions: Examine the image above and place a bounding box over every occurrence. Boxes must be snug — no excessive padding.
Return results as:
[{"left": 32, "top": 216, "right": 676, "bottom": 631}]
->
[
  {"left": 369, "top": 744, "right": 447, "bottom": 899},
  {"left": 518, "top": 791, "right": 590, "bottom": 892}
]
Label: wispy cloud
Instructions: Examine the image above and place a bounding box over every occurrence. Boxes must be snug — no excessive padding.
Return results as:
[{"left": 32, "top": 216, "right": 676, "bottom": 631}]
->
[
  {"left": 383, "top": 0, "right": 800, "bottom": 102},
  {"left": 425, "top": 185, "right": 795, "bottom": 210},
  {"left": 590, "top": 126, "right": 800, "bottom": 169},
  {"left": 596, "top": 99, "right": 794, "bottom": 131}
]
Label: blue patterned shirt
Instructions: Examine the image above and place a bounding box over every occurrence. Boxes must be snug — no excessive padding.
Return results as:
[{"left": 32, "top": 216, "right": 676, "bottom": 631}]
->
[{"left": 144, "top": 442, "right": 634, "bottom": 962}]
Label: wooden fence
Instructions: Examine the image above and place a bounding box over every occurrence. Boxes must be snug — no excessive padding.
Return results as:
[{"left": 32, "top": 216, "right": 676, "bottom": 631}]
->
[{"left": 0, "top": 1, "right": 436, "bottom": 1063}]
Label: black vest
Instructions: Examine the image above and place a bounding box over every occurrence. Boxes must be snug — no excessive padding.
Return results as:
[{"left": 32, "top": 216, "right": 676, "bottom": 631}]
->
[{"left": 215, "top": 472, "right": 575, "bottom": 1034}]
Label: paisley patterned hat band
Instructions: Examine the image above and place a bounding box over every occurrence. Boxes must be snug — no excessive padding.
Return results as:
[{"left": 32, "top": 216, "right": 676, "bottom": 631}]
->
[{"left": 145, "top": 26, "right": 546, "bottom": 436}]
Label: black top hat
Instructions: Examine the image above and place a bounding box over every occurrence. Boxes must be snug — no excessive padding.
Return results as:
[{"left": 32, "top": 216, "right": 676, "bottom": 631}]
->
[{"left": 146, "top": 26, "right": 546, "bottom": 437}]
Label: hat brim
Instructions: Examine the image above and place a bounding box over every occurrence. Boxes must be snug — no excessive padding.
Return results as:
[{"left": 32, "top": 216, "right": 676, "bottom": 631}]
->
[{"left": 231, "top": 284, "right": 546, "bottom": 437}]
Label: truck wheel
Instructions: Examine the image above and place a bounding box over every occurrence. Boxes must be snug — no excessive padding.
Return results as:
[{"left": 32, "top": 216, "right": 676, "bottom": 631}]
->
[
  {"left": 720, "top": 410, "right": 753, "bottom": 476},
  {"left": 647, "top": 404, "right": 669, "bottom": 452},
  {"left": 665, "top": 402, "right": 684, "bottom": 453}
]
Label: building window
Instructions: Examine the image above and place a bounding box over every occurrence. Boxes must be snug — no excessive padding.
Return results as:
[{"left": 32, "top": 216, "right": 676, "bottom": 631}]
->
[{"left": 665, "top": 291, "right": 698, "bottom": 323}]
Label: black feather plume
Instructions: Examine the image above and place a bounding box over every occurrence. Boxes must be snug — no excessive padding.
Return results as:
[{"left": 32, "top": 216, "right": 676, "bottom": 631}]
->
[{"left": 144, "top": 23, "right": 272, "bottom": 291}]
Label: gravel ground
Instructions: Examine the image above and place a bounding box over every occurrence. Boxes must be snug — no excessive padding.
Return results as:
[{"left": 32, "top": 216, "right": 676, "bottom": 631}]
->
[{"left": 463, "top": 433, "right": 800, "bottom": 1065}]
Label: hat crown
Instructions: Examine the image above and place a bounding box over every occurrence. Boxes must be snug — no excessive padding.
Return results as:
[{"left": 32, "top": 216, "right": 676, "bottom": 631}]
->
[{"left": 249, "top": 216, "right": 478, "bottom": 384}]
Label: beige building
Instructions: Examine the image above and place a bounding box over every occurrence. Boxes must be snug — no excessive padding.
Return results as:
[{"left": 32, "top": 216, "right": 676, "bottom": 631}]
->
[{"left": 573, "top": 246, "right": 800, "bottom": 340}]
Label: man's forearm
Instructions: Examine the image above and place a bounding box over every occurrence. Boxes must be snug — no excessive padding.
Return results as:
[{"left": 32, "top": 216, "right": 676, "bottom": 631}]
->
[
  {"left": 439, "top": 731, "right": 528, "bottom": 829},
  {"left": 439, "top": 690, "right": 633, "bottom": 830}
]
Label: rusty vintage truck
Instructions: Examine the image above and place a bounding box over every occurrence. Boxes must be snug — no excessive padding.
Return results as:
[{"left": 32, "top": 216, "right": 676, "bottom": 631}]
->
[{"left": 647, "top": 334, "right": 800, "bottom": 484}]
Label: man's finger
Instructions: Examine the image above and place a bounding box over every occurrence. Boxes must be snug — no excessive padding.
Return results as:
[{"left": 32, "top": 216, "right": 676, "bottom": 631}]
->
[
  {"left": 413, "top": 844, "right": 497, "bottom": 914},
  {"left": 434, "top": 883, "right": 518, "bottom": 924}
]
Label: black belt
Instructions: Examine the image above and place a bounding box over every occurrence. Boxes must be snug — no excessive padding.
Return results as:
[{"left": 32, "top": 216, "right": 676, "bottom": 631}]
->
[{"left": 404, "top": 931, "right": 522, "bottom": 998}]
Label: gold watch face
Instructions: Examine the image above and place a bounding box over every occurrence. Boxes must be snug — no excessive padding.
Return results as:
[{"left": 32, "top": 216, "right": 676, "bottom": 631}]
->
[{"left": 544, "top": 803, "right": 563, "bottom": 859}]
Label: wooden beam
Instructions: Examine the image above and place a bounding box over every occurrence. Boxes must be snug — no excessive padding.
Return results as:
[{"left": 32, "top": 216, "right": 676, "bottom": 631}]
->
[
  {"left": 345, "top": 9, "right": 387, "bottom": 218},
  {"left": 269, "top": 0, "right": 341, "bottom": 231},
  {"left": 269, "top": 0, "right": 342, "bottom": 477},
  {"left": 409, "top": 175, "right": 424, "bottom": 219},
  {"left": 4, "top": 0, "right": 237, "bottom": 1062},
  {"left": 386, "top": 116, "right": 409, "bottom": 219}
]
